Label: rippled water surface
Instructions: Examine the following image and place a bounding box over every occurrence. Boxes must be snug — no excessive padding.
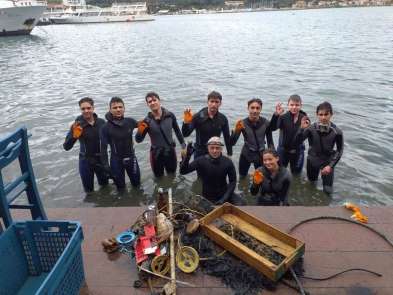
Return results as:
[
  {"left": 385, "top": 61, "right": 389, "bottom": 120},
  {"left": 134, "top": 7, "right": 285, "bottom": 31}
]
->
[{"left": 1, "top": 7, "right": 392, "bottom": 207}]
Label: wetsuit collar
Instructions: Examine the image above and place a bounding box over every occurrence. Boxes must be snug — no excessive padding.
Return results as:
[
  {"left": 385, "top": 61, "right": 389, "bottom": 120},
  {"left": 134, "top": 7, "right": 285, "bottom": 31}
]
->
[
  {"left": 105, "top": 112, "right": 125, "bottom": 126},
  {"left": 202, "top": 107, "right": 219, "bottom": 121},
  {"left": 246, "top": 117, "right": 263, "bottom": 128},
  {"left": 76, "top": 113, "right": 97, "bottom": 128},
  {"left": 148, "top": 107, "right": 170, "bottom": 121}
]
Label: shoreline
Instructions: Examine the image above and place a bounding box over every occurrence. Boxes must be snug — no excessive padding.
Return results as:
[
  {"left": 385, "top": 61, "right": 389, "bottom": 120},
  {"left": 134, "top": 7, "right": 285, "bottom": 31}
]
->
[{"left": 154, "top": 4, "right": 393, "bottom": 16}]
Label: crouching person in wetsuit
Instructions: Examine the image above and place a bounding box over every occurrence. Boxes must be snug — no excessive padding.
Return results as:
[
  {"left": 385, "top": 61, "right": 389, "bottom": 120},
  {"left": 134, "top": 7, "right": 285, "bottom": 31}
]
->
[
  {"left": 180, "top": 136, "right": 244, "bottom": 205},
  {"left": 101, "top": 97, "right": 141, "bottom": 191},
  {"left": 230, "top": 98, "right": 274, "bottom": 177},
  {"left": 250, "top": 149, "right": 292, "bottom": 206},
  {"left": 295, "top": 101, "right": 344, "bottom": 194},
  {"left": 182, "top": 91, "right": 232, "bottom": 159},
  {"left": 63, "top": 97, "right": 109, "bottom": 193},
  {"left": 270, "top": 94, "right": 308, "bottom": 175},
  {"left": 135, "top": 92, "right": 186, "bottom": 177}
]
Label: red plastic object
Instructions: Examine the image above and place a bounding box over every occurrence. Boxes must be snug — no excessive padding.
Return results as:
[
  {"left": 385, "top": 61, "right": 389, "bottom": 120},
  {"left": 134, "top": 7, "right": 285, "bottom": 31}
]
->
[
  {"left": 144, "top": 224, "right": 156, "bottom": 238},
  {"left": 135, "top": 237, "right": 148, "bottom": 264}
]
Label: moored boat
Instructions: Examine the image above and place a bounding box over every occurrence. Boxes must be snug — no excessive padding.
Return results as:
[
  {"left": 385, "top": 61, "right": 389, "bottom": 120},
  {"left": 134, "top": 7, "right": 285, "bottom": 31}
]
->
[{"left": 0, "top": 0, "right": 47, "bottom": 36}]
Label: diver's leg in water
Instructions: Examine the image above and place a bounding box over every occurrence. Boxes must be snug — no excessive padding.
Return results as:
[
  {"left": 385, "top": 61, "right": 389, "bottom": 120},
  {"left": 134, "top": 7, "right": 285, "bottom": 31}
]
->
[
  {"left": 111, "top": 156, "right": 126, "bottom": 191},
  {"left": 290, "top": 144, "right": 305, "bottom": 175},
  {"left": 306, "top": 157, "right": 319, "bottom": 186},
  {"left": 125, "top": 155, "right": 141, "bottom": 187},
  {"left": 322, "top": 168, "right": 334, "bottom": 194},
  {"left": 164, "top": 148, "right": 177, "bottom": 175},
  {"left": 277, "top": 145, "right": 289, "bottom": 168},
  {"left": 239, "top": 153, "right": 252, "bottom": 177},
  {"left": 150, "top": 148, "right": 164, "bottom": 178},
  {"left": 227, "top": 192, "right": 246, "bottom": 206},
  {"left": 79, "top": 157, "right": 94, "bottom": 192}
]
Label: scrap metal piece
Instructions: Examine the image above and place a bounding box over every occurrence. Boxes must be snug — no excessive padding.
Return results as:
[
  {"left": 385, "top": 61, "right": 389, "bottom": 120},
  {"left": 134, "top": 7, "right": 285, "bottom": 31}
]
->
[
  {"left": 176, "top": 246, "right": 199, "bottom": 273},
  {"left": 151, "top": 255, "right": 170, "bottom": 276}
]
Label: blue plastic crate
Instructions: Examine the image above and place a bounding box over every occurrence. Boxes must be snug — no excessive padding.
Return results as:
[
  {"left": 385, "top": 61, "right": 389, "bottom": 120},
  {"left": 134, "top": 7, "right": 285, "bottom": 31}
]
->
[{"left": 0, "top": 221, "right": 85, "bottom": 295}]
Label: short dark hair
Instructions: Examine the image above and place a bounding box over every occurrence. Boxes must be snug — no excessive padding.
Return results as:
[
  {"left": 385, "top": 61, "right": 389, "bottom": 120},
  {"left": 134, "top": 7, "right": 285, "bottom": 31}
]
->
[
  {"left": 207, "top": 91, "right": 222, "bottom": 101},
  {"left": 316, "top": 101, "right": 333, "bottom": 114},
  {"left": 145, "top": 92, "right": 160, "bottom": 102},
  {"left": 288, "top": 94, "right": 302, "bottom": 104},
  {"left": 78, "top": 97, "right": 94, "bottom": 106},
  {"left": 109, "top": 97, "right": 124, "bottom": 108},
  {"left": 247, "top": 98, "right": 262, "bottom": 107},
  {"left": 263, "top": 148, "right": 279, "bottom": 158}
]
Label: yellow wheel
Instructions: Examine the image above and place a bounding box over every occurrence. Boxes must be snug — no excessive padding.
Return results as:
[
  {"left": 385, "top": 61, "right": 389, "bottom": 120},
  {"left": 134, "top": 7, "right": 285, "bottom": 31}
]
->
[
  {"left": 176, "top": 246, "right": 199, "bottom": 273},
  {"left": 151, "top": 255, "right": 170, "bottom": 276}
]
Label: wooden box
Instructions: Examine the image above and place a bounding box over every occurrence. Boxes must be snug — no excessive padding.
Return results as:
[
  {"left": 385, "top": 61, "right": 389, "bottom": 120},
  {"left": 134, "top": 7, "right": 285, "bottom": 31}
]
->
[{"left": 199, "top": 203, "right": 305, "bottom": 281}]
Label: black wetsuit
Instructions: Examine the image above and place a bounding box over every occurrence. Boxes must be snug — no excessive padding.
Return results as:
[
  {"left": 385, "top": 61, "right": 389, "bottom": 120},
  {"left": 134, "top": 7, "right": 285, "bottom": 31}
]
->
[
  {"left": 182, "top": 107, "right": 232, "bottom": 158},
  {"left": 101, "top": 112, "right": 140, "bottom": 189},
  {"left": 135, "top": 107, "right": 186, "bottom": 177},
  {"left": 250, "top": 166, "right": 292, "bottom": 206},
  {"left": 295, "top": 122, "right": 344, "bottom": 193},
  {"left": 179, "top": 154, "right": 243, "bottom": 205},
  {"left": 63, "top": 114, "right": 108, "bottom": 192},
  {"left": 230, "top": 117, "right": 274, "bottom": 176},
  {"left": 270, "top": 111, "right": 308, "bottom": 174}
]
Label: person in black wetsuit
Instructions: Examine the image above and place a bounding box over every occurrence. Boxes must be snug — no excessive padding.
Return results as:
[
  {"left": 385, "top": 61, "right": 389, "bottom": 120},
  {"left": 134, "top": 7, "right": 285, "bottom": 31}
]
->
[
  {"left": 180, "top": 136, "right": 244, "bottom": 205},
  {"left": 181, "top": 91, "right": 232, "bottom": 159},
  {"left": 63, "top": 97, "right": 108, "bottom": 193},
  {"left": 270, "top": 94, "right": 308, "bottom": 175},
  {"left": 101, "top": 97, "right": 140, "bottom": 190},
  {"left": 135, "top": 92, "right": 186, "bottom": 177},
  {"left": 295, "top": 101, "right": 344, "bottom": 194},
  {"left": 230, "top": 98, "right": 274, "bottom": 177},
  {"left": 250, "top": 148, "right": 292, "bottom": 206}
]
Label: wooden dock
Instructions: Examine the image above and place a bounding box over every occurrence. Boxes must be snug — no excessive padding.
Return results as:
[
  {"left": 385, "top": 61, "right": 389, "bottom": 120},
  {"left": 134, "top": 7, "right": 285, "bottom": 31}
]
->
[{"left": 12, "top": 206, "right": 393, "bottom": 294}]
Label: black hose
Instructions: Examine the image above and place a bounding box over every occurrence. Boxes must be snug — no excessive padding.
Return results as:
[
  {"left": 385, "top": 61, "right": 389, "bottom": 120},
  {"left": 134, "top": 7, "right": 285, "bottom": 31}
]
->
[
  {"left": 288, "top": 216, "right": 393, "bottom": 249},
  {"left": 300, "top": 268, "right": 382, "bottom": 281}
]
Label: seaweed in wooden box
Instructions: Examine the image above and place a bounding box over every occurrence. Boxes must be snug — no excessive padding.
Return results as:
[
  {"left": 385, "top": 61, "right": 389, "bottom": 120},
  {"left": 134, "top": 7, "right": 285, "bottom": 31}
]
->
[{"left": 199, "top": 203, "right": 305, "bottom": 281}]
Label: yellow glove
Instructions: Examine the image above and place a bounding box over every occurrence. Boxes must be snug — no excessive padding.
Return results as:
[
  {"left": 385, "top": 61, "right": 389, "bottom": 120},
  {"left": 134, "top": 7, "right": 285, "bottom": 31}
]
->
[
  {"left": 253, "top": 170, "right": 264, "bottom": 185},
  {"left": 137, "top": 121, "right": 148, "bottom": 134},
  {"left": 234, "top": 120, "right": 244, "bottom": 133},
  {"left": 72, "top": 122, "right": 83, "bottom": 139},
  {"left": 183, "top": 109, "right": 193, "bottom": 124}
]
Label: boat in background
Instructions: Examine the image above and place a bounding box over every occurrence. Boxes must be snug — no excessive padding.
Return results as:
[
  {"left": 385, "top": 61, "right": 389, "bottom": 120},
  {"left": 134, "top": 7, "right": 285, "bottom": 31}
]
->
[
  {"left": 0, "top": 0, "right": 47, "bottom": 36},
  {"left": 49, "top": 0, "right": 154, "bottom": 24}
]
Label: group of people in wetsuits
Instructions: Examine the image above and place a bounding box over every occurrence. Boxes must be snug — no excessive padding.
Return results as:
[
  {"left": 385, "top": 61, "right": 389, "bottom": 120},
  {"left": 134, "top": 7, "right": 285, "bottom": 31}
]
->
[{"left": 63, "top": 91, "right": 344, "bottom": 206}]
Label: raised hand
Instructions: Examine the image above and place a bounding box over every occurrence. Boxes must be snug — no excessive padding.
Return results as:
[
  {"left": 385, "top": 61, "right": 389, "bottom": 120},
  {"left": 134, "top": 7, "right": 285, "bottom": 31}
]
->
[
  {"left": 275, "top": 102, "right": 285, "bottom": 115},
  {"left": 253, "top": 170, "right": 264, "bottom": 185},
  {"left": 234, "top": 119, "right": 244, "bottom": 133},
  {"left": 183, "top": 108, "right": 193, "bottom": 124},
  {"left": 72, "top": 122, "right": 83, "bottom": 139},
  {"left": 300, "top": 116, "right": 310, "bottom": 129},
  {"left": 137, "top": 121, "right": 149, "bottom": 134}
]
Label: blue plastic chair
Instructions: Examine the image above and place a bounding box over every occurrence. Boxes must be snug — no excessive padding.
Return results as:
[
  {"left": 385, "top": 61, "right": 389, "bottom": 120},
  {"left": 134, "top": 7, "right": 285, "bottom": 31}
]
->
[{"left": 0, "top": 127, "right": 47, "bottom": 229}]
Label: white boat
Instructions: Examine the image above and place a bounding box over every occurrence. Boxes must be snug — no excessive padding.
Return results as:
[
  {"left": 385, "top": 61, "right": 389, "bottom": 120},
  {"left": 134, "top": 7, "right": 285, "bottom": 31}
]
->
[
  {"left": 50, "top": 1, "right": 154, "bottom": 24},
  {"left": 0, "top": 0, "right": 47, "bottom": 36}
]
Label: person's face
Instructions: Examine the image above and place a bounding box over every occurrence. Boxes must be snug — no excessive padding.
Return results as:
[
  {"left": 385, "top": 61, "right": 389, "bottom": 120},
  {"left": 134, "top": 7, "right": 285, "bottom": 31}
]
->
[
  {"left": 207, "top": 98, "right": 221, "bottom": 114},
  {"left": 248, "top": 102, "right": 262, "bottom": 121},
  {"left": 110, "top": 102, "right": 125, "bottom": 119},
  {"left": 317, "top": 109, "right": 332, "bottom": 125},
  {"left": 146, "top": 96, "right": 161, "bottom": 112},
  {"left": 80, "top": 102, "right": 94, "bottom": 120},
  {"left": 208, "top": 144, "right": 222, "bottom": 158},
  {"left": 288, "top": 100, "right": 301, "bottom": 115},
  {"left": 263, "top": 153, "right": 279, "bottom": 171}
]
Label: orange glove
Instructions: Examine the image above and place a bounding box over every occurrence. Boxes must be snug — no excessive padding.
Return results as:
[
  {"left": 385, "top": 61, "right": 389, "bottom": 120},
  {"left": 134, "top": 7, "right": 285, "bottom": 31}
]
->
[
  {"left": 72, "top": 122, "right": 83, "bottom": 139},
  {"left": 344, "top": 202, "right": 360, "bottom": 213},
  {"left": 183, "top": 109, "right": 193, "bottom": 124},
  {"left": 137, "top": 121, "right": 148, "bottom": 134},
  {"left": 253, "top": 170, "right": 264, "bottom": 185},
  {"left": 234, "top": 120, "right": 244, "bottom": 133}
]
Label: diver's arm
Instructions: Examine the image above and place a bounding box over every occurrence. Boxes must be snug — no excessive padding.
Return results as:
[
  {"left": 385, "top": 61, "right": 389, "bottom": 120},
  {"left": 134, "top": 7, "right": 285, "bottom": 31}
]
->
[
  {"left": 217, "top": 161, "right": 237, "bottom": 204},
  {"left": 181, "top": 115, "right": 196, "bottom": 137},
  {"left": 222, "top": 117, "right": 233, "bottom": 156},
  {"left": 135, "top": 126, "right": 148, "bottom": 143},
  {"left": 172, "top": 114, "right": 186, "bottom": 148},
  {"left": 277, "top": 175, "right": 292, "bottom": 205},
  {"left": 266, "top": 125, "right": 275, "bottom": 150},
  {"left": 329, "top": 131, "right": 344, "bottom": 168},
  {"left": 99, "top": 125, "right": 109, "bottom": 167},
  {"left": 63, "top": 127, "right": 77, "bottom": 151},
  {"left": 269, "top": 113, "right": 282, "bottom": 131},
  {"left": 179, "top": 154, "right": 198, "bottom": 175}
]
